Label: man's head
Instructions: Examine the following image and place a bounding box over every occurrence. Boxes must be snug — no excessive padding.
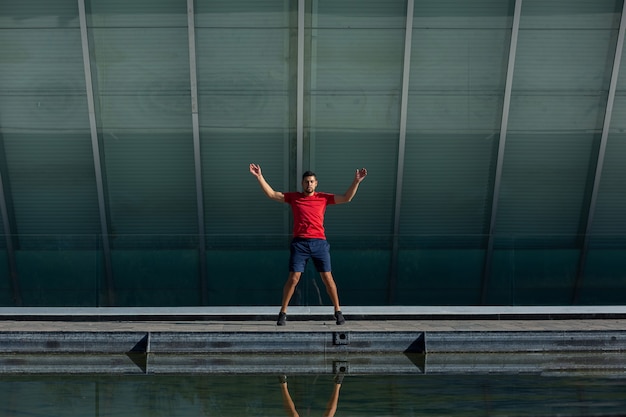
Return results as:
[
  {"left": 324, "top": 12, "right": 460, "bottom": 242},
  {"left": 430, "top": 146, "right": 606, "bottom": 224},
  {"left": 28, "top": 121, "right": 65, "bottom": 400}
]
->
[{"left": 301, "top": 170, "right": 318, "bottom": 195}]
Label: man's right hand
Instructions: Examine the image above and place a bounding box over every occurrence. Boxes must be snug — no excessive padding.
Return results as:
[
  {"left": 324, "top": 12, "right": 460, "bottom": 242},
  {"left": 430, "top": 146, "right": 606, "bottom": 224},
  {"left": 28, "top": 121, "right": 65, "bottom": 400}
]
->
[{"left": 249, "top": 163, "right": 262, "bottom": 178}]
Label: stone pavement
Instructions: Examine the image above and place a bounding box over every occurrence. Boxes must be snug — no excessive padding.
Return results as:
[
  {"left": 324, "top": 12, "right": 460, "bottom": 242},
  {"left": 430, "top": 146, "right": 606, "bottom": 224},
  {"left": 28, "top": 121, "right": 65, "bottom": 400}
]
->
[{"left": 0, "top": 318, "right": 626, "bottom": 332}]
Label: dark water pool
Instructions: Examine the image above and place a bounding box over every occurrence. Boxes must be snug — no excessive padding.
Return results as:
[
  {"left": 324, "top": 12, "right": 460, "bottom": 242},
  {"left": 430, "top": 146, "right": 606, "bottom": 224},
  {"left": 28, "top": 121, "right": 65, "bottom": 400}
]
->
[
  {"left": 1, "top": 372, "right": 625, "bottom": 416},
  {"left": 1, "top": 350, "right": 624, "bottom": 416}
]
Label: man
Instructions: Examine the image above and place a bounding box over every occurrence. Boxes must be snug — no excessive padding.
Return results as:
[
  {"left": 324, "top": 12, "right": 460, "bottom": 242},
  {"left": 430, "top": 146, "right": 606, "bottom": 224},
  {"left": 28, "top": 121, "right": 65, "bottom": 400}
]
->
[{"left": 249, "top": 163, "right": 367, "bottom": 326}]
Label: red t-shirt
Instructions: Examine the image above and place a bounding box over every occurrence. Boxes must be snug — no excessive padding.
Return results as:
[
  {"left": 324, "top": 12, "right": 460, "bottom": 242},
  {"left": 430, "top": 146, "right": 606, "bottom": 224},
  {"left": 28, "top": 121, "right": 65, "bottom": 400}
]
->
[{"left": 284, "top": 192, "right": 335, "bottom": 239}]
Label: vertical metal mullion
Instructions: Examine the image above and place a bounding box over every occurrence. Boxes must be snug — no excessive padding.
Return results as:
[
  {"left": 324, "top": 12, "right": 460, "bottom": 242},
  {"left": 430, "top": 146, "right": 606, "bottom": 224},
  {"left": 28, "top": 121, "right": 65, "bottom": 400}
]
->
[
  {"left": 78, "top": 0, "right": 114, "bottom": 306},
  {"left": 480, "top": 0, "right": 523, "bottom": 304},
  {"left": 187, "top": 0, "right": 208, "bottom": 305},
  {"left": 296, "top": 0, "right": 305, "bottom": 185},
  {"left": 309, "top": 0, "right": 318, "bottom": 172},
  {"left": 572, "top": 1, "right": 626, "bottom": 304},
  {"left": 0, "top": 172, "right": 20, "bottom": 305},
  {"left": 388, "top": 0, "right": 415, "bottom": 304}
]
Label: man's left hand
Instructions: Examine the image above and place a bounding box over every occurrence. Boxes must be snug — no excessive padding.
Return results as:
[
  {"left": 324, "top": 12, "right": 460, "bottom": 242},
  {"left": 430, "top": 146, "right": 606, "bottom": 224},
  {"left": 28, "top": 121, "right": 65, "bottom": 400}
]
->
[{"left": 355, "top": 168, "right": 367, "bottom": 182}]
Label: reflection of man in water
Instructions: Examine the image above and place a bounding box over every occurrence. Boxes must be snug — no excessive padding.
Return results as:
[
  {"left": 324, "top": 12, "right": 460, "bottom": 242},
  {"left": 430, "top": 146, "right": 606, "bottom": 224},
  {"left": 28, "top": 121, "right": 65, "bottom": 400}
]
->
[{"left": 279, "top": 374, "right": 344, "bottom": 417}]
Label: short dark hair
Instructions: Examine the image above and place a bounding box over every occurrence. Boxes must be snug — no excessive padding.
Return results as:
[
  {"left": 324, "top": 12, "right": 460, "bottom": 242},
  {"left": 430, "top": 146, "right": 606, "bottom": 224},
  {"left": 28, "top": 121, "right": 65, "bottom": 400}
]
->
[{"left": 302, "top": 170, "right": 317, "bottom": 180}]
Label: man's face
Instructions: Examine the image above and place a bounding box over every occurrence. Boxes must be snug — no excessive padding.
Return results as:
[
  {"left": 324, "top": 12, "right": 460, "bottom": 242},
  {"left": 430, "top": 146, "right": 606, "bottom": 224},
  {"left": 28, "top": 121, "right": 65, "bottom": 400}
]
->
[{"left": 302, "top": 175, "right": 318, "bottom": 195}]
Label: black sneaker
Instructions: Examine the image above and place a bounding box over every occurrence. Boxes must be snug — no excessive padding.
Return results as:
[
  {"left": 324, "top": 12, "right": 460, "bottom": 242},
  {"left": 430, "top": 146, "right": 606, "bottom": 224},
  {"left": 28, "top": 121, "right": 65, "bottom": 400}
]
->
[
  {"left": 334, "top": 311, "right": 345, "bottom": 325},
  {"left": 277, "top": 312, "right": 287, "bottom": 326},
  {"left": 278, "top": 375, "right": 287, "bottom": 384}
]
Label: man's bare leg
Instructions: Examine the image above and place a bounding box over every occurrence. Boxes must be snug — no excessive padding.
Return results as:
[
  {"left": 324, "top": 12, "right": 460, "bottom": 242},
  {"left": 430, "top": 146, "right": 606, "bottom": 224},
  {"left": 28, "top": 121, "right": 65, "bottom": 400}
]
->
[
  {"left": 319, "top": 271, "right": 341, "bottom": 312},
  {"left": 323, "top": 381, "right": 342, "bottom": 417},
  {"left": 319, "top": 271, "right": 346, "bottom": 324},
  {"left": 277, "top": 272, "right": 302, "bottom": 325},
  {"left": 281, "top": 271, "right": 302, "bottom": 313},
  {"left": 279, "top": 377, "right": 300, "bottom": 417}
]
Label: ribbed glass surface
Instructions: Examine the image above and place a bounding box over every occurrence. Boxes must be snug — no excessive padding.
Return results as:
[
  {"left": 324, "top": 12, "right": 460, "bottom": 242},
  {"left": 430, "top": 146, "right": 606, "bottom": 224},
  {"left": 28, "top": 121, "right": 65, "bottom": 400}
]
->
[
  {"left": 89, "top": 2, "right": 197, "bottom": 242},
  {"left": 591, "top": 33, "right": 626, "bottom": 244},
  {"left": 0, "top": 3, "right": 100, "bottom": 245},
  {"left": 580, "top": 4, "right": 626, "bottom": 303},
  {"left": 590, "top": 126, "right": 626, "bottom": 243},
  {"left": 619, "top": 33, "right": 626, "bottom": 92},
  {"left": 496, "top": 1, "right": 620, "bottom": 247},
  {"left": 519, "top": 0, "right": 622, "bottom": 29},
  {"left": 0, "top": 0, "right": 625, "bottom": 307},
  {"left": 87, "top": 0, "right": 187, "bottom": 28},
  {"left": 401, "top": 0, "right": 512, "bottom": 243},
  {"left": 413, "top": 0, "right": 514, "bottom": 29},
  {"left": 489, "top": 0, "right": 623, "bottom": 305},
  {"left": 0, "top": 0, "right": 79, "bottom": 29},
  {"left": 196, "top": 1, "right": 293, "bottom": 241}
]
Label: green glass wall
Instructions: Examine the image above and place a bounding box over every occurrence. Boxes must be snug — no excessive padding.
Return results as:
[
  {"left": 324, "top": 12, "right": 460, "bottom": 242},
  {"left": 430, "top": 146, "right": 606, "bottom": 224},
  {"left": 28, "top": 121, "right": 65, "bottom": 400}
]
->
[{"left": 0, "top": 0, "right": 625, "bottom": 307}]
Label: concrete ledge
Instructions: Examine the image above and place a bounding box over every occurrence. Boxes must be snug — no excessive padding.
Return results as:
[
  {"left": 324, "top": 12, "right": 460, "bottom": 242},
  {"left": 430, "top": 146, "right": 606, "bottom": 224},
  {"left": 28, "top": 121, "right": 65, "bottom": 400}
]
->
[
  {"left": 149, "top": 331, "right": 424, "bottom": 354},
  {"left": 148, "top": 353, "right": 424, "bottom": 375},
  {"left": 0, "top": 353, "right": 146, "bottom": 374},
  {"left": 425, "top": 352, "right": 626, "bottom": 376},
  {"left": 425, "top": 331, "right": 626, "bottom": 353},
  {"left": 0, "top": 353, "right": 419, "bottom": 375},
  {"left": 2, "top": 352, "right": 625, "bottom": 376},
  {"left": 2, "top": 329, "right": 625, "bottom": 355},
  {"left": 0, "top": 331, "right": 425, "bottom": 354},
  {"left": 0, "top": 332, "right": 147, "bottom": 354}
]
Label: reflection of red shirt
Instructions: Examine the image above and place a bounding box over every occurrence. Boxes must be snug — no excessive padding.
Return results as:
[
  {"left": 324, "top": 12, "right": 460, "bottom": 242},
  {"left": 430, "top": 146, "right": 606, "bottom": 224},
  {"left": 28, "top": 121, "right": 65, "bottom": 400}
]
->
[{"left": 284, "top": 192, "right": 335, "bottom": 239}]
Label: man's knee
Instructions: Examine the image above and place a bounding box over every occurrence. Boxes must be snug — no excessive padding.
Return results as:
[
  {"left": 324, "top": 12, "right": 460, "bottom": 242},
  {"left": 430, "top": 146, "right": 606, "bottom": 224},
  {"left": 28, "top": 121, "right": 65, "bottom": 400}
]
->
[
  {"left": 319, "top": 271, "right": 335, "bottom": 283},
  {"left": 287, "top": 272, "right": 302, "bottom": 284}
]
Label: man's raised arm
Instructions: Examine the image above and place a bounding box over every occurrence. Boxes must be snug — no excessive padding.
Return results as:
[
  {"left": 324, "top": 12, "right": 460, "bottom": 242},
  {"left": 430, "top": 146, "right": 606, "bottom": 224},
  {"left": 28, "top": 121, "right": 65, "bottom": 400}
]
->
[
  {"left": 249, "top": 163, "right": 285, "bottom": 202},
  {"left": 335, "top": 168, "right": 367, "bottom": 204}
]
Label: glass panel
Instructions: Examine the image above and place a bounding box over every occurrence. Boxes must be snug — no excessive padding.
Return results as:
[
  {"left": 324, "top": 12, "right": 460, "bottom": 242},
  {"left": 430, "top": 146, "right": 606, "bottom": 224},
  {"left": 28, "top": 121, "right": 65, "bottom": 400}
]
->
[
  {"left": 398, "top": 0, "right": 514, "bottom": 302},
  {"left": 88, "top": 1, "right": 197, "bottom": 245},
  {"left": 520, "top": 0, "right": 623, "bottom": 29},
  {"left": 492, "top": 0, "right": 622, "bottom": 297},
  {"left": 206, "top": 247, "right": 286, "bottom": 306},
  {"left": 618, "top": 30, "right": 626, "bottom": 92},
  {"left": 2, "top": 132, "right": 101, "bottom": 245},
  {"left": 413, "top": 0, "right": 515, "bottom": 29},
  {"left": 0, "top": 0, "right": 79, "bottom": 29},
  {"left": 0, "top": 250, "right": 12, "bottom": 306},
  {"left": 15, "top": 236, "right": 101, "bottom": 307},
  {"left": 195, "top": 0, "right": 290, "bottom": 28},
  {"left": 87, "top": 0, "right": 187, "bottom": 27},
  {"left": 312, "top": 0, "right": 407, "bottom": 29},
  {"left": 111, "top": 248, "right": 198, "bottom": 307},
  {"left": 580, "top": 249, "right": 626, "bottom": 304},
  {"left": 196, "top": 1, "right": 293, "bottom": 240},
  {"left": 583, "top": 14, "right": 626, "bottom": 302},
  {"left": 496, "top": 1, "right": 620, "bottom": 244},
  {"left": 397, "top": 247, "right": 486, "bottom": 305},
  {"left": 495, "top": 132, "right": 599, "bottom": 246},
  {"left": 401, "top": 1, "right": 512, "bottom": 242},
  {"left": 490, "top": 247, "right": 580, "bottom": 305},
  {"left": 330, "top": 246, "right": 392, "bottom": 305},
  {"left": 590, "top": 107, "right": 626, "bottom": 243},
  {"left": 0, "top": 4, "right": 100, "bottom": 248},
  {"left": 584, "top": 122, "right": 626, "bottom": 301}
]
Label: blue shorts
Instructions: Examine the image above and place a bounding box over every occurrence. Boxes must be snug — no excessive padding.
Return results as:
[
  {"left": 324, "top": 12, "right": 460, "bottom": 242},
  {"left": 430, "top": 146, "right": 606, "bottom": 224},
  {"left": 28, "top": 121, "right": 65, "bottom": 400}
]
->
[{"left": 289, "top": 238, "right": 332, "bottom": 273}]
